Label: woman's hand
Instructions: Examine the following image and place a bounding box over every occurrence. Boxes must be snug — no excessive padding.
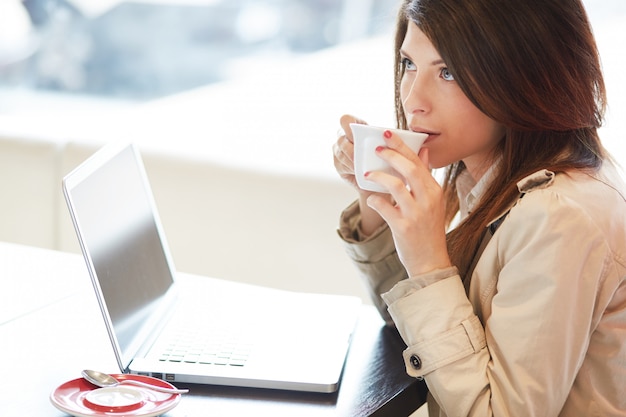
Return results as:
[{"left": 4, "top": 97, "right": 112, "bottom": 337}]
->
[
  {"left": 333, "top": 114, "right": 366, "bottom": 189},
  {"left": 333, "top": 114, "right": 391, "bottom": 236},
  {"left": 364, "top": 130, "right": 452, "bottom": 276}
]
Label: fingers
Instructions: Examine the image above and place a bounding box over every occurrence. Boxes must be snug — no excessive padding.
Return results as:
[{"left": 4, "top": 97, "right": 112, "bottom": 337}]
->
[
  {"left": 333, "top": 116, "right": 360, "bottom": 188},
  {"left": 364, "top": 170, "right": 411, "bottom": 208},
  {"left": 339, "top": 114, "right": 367, "bottom": 143},
  {"left": 334, "top": 113, "right": 367, "bottom": 175},
  {"left": 381, "top": 130, "right": 432, "bottom": 187},
  {"left": 418, "top": 147, "right": 430, "bottom": 169},
  {"left": 381, "top": 130, "right": 421, "bottom": 164},
  {"left": 362, "top": 130, "right": 437, "bottom": 211},
  {"left": 333, "top": 135, "right": 354, "bottom": 173}
]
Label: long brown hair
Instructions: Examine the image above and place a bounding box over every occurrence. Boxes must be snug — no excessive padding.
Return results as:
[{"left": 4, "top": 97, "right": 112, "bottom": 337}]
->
[{"left": 393, "top": 0, "right": 607, "bottom": 279}]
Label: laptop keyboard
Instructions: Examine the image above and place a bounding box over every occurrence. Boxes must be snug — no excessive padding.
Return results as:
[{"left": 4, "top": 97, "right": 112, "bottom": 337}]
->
[{"left": 154, "top": 324, "right": 253, "bottom": 367}]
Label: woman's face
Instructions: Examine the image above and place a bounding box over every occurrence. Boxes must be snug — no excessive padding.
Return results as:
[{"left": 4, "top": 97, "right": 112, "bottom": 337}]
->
[{"left": 400, "top": 22, "right": 505, "bottom": 180}]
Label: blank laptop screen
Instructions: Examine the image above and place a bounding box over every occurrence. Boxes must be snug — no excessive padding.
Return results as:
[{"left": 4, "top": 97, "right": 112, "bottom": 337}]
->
[{"left": 66, "top": 145, "right": 174, "bottom": 358}]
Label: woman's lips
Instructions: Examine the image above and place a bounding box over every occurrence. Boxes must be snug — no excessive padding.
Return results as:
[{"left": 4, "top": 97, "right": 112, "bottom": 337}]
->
[
  {"left": 422, "top": 133, "right": 438, "bottom": 144},
  {"left": 411, "top": 128, "right": 439, "bottom": 143}
]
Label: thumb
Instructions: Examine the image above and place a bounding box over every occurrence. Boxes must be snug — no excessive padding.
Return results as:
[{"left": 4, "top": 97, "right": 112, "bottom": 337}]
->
[
  {"left": 418, "top": 147, "right": 430, "bottom": 168},
  {"left": 340, "top": 114, "right": 368, "bottom": 141}
]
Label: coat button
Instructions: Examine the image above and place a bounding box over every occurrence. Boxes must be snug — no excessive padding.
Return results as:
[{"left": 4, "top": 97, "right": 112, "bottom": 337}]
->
[{"left": 409, "top": 354, "right": 422, "bottom": 370}]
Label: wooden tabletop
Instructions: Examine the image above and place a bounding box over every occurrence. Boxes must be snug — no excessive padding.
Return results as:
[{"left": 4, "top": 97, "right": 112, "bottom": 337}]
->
[{"left": 0, "top": 242, "right": 426, "bottom": 416}]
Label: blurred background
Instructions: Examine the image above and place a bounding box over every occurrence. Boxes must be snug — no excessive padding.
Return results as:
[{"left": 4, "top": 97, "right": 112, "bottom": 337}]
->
[
  {"left": 0, "top": 0, "right": 623, "bottom": 156},
  {"left": 0, "top": 0, "right": 398, "bottom": 100}
]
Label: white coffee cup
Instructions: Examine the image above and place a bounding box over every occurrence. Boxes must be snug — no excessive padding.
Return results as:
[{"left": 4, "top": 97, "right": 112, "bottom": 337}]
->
[{"left": 350, "top": 123, "right": 427, "bottom": 193}]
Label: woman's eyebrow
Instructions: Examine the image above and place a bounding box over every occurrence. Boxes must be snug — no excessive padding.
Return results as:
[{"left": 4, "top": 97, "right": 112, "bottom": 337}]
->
[
  {"left": 399, "top": 48, "right": 411, "bottom": 58},
  {"left": 399, "top": 49, "right": 446, "bottom": 66}
]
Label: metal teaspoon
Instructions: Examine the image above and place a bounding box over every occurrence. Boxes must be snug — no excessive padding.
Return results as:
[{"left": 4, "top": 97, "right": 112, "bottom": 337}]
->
[{"left": 81, "top": 369, "right": 189, "bottom": 394}]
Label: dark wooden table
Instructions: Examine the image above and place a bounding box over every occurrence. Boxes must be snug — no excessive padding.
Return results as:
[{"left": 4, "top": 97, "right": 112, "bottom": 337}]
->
[{"left": 0, "top": 242, "right": 426, "bottom": 416}]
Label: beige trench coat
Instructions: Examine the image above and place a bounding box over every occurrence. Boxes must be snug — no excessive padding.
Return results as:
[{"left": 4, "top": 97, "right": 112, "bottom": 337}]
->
[{"left": 338, "top": 162, "right": 626, "bottom": 416}]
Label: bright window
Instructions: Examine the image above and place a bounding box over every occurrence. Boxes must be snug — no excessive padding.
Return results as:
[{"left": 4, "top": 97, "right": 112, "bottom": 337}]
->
[
  {"left": 0, "top": 0, "right": 623, "bottom": 162},
  {"left": 0, "top": 0, "right": 398, "bottom": 101}
]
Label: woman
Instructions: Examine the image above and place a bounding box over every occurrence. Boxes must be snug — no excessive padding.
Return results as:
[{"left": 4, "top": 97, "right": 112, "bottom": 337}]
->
[{"left": 333, "top": 0, "right": 626, "bottom": 415}]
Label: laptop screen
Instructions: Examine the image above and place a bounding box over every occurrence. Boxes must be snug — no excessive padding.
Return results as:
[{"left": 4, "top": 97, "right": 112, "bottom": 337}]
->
[{"left": 63, "top": 144, "right": 176, "bottom": 366}]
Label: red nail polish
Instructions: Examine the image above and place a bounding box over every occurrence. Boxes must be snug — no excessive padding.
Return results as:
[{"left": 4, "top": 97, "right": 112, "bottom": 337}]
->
[
  {"left": 375, "top": 146, "right": 385, "bottom": 153},
  {"left": 383, "top": 130, "right": 392, "bottom": 139},
  {"left": 364, "top": 171, "right": 370, "bottom": 177}
]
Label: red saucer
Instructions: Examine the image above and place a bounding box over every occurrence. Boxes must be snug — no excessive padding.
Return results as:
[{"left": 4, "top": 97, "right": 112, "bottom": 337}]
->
[{"left": 50, "top": 374, "right": 182, "bottom": 417}]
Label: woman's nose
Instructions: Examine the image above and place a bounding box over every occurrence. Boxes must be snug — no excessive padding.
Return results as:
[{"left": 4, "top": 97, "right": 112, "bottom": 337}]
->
[{"left": 401, "top": 73, "right": 430, "bottom": 115}]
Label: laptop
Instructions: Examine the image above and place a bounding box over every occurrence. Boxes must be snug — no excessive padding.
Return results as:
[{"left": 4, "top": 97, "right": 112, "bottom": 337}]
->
[{"left": 62, "top": 142, "right": 361, "bottom": 393}]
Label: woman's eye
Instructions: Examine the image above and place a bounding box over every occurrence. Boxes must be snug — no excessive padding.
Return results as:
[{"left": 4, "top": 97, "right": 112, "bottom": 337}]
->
[
  {"left": 402, "top": 57, "right": 417, "bottom": 71},
  {"left": 440, "top": 68, "right": 455, "bottom": 81}
]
